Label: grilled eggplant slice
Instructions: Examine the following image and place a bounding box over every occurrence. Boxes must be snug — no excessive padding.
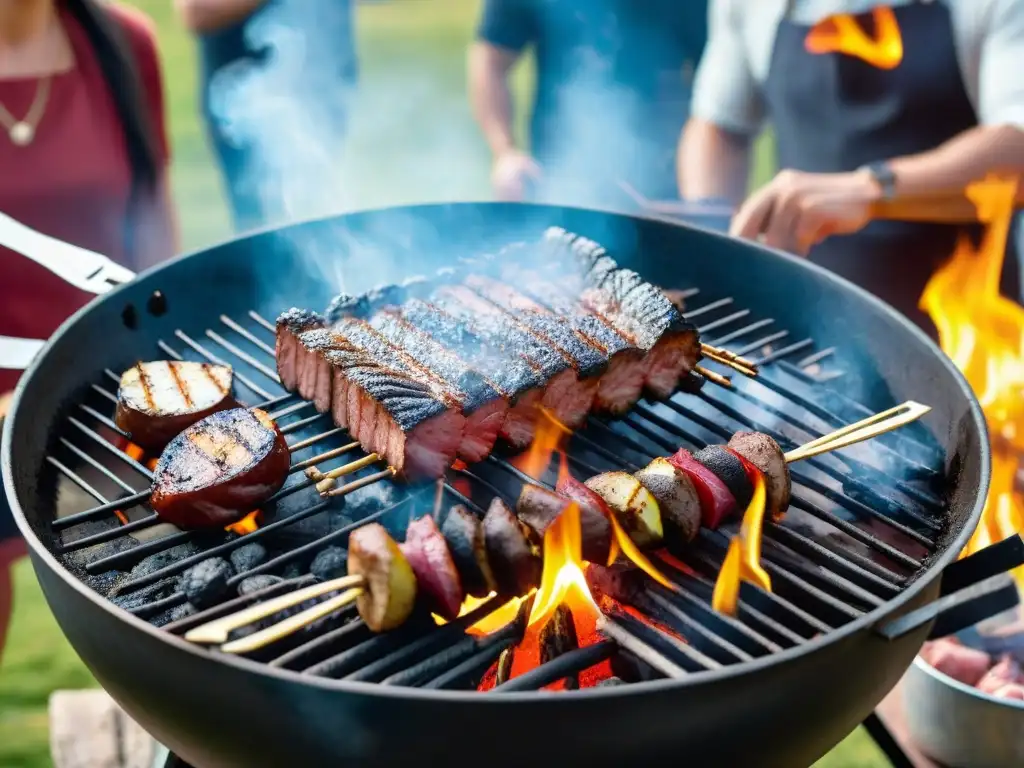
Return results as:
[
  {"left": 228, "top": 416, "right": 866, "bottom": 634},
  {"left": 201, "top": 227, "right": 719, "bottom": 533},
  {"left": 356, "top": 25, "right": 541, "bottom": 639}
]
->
[
  {"left": 150, "top": 408, "right": 289, "bottom": 529},
  {"left": 402, "top": 516, "right": 464, "bottom": 620},
  {"left": 634, "top": 458, "right": 701, "bottom": 544},
  {"left": 584, "top": 472, "right": 663, "bottom": 549},
  {"left": 441, "top": 505, "right": 495, "bottom": 598},
  {"left": 349, "top": 523, "right": 418, "bottom": 632},
  {"left": 483, "top": 497, "right": 541, "bottom": 597},
  {"left": 115, "top": 361, "right": 235, "bottom": 451},
  {"left": 727, "top": 432, "right": 791, "bottom": 516}
]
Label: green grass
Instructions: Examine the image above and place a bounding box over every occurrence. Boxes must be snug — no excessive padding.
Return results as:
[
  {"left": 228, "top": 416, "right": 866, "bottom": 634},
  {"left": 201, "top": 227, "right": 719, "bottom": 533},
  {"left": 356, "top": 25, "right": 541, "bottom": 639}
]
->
[{"left": 0, "top": 2, "right": 881, "bottom": 765}]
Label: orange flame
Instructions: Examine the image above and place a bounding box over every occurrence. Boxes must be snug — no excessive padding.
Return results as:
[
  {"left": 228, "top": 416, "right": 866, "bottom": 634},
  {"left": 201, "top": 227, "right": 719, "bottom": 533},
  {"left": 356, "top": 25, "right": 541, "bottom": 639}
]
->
[
  {"left": 920, "top": 175, "right": 1024, "bottom": 589},
  {"left": 805, "top": 6, "right": 903, "bottom": 69},
  {"left": 513, "top": 405, "right": 571, "bottom": 478},
  {"left": 711, "top": 473, "right": 771, "bottom": 615},
  {"left": 226, "top": 510, "right": 262, "bottom": 535}
]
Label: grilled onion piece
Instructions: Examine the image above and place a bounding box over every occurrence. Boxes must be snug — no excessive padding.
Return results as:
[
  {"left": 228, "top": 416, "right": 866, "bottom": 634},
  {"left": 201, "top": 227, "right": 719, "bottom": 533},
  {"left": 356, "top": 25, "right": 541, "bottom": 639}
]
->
[
  {"left": 634, "top": 458, "right": 701, "bottom": 543},
  {"left": 584, "top": 471, "right": 663, "bottom": 549},
  {"left": 349, "top": 523, "right": 418, "bottom": 632},
  {"left": 516, "top": 483, "right": 612, "bottom": 564},
  {"left": 115, "top": 361, "right": 235, "bottom": 451},
  {"left": 402, "top": 516, "right": 464, "bottom": 620},
  {"left": 441, "top": 505, "right": 496, "bottom": 598},
  {"left": 727, "top": 431, "right": 791, "bottom": 516},
  {"left": 149, "top": 408, "right": 289, "bottom": 529},
  {"left": 483, "top": 497, "right": 540, "bottom": 597}
]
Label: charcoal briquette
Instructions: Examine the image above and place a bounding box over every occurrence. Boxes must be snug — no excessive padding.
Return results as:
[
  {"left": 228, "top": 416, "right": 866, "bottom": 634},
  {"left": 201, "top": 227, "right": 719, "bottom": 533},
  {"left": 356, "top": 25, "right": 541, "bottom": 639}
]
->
[
  {"left": 230, "top": 542, "right": 269, "bottom": 573},
  {"left": 238, "top": 574, "right": 283, "bottom": 596},
  {"left": 310, "top": 546, "right": 348, "bottom": 581},
  {"left": 179, "top": 557, "right": 234, "bottom": 610}
]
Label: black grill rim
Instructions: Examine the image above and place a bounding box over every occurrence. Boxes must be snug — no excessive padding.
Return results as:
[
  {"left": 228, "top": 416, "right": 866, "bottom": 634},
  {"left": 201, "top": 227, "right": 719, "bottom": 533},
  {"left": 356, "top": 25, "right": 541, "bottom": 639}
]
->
[{"left": 2, "top": 201, "right": 992, "bottom": 702}]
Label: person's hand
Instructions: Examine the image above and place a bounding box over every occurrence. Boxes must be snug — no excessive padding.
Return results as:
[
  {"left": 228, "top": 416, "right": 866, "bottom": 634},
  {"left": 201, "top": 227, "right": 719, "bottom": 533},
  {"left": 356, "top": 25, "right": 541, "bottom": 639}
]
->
[
  {"left": 0, "top": 392, "right": 11, "bottom": 419},
  {"left": 730, "top": 169, "right": 882, "bottom": 255},
  {"left": 491, "top": 150, "right": 541, "bottom": 202}
]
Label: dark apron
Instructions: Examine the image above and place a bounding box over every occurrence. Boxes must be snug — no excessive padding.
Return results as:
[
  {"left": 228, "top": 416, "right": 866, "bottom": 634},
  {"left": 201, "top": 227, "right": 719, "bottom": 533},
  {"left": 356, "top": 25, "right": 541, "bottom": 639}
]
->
[{"left": 763, "top": 0, "right": 1019, "bottom": 335}]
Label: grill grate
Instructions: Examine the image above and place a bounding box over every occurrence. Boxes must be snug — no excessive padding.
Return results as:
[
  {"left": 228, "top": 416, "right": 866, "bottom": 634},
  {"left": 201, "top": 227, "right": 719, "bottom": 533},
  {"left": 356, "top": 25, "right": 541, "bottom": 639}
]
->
[{"left": 38, "top": 286, "right": 948, "bottom": 692}]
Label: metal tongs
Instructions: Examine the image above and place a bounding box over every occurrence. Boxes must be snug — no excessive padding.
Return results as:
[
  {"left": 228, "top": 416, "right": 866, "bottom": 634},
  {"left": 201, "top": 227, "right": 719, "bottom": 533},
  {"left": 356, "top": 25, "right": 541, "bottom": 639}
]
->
[{"left": 0, "top": 210, "right": 136, "bottom": 371}]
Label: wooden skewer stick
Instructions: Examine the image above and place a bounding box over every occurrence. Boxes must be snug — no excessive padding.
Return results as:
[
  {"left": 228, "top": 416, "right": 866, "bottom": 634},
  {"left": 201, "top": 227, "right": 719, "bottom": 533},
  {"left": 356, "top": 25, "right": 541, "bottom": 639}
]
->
[
  {"left": 321, "top": 466, "right": 397, "bottom": 498},
  {"left": 184, "top": 574, "right": 366, "bottom": 645},
  {"left": 696, "top": 365, "right": 732, "bottom": 388},
  {"left": 701, "top": 343, "right": 759, "bottom": 373},
  {"left": 306, "top": 453, "right": 381, "bottom": 491},
  {"left": 700, "top": 348, "right": 758, "bottom": 378},
  {"left": 220, "top": 586, "right": 364, "bottom": 654},
  {"left": 783, "top": 401, "right": 932, "bottom": 464}
]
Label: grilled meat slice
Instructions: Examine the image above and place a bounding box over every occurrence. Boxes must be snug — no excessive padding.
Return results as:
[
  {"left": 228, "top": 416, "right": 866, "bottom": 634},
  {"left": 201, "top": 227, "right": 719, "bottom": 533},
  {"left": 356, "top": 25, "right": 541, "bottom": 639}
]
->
[
  {"left": 433, "top": 284, "right": 597, "bottom": 430},
  {"left": 348, "top": 523, "right": 418, "bottom": 632},
  {"left": 115, "top": 361, "right": 236, "bottom": 451},
  {"left": 401, "top": 515, "right": 464, "bottom": 620},
  {"left": 493, "top": 262, "right": 649, "bottom": 415},
  {"left": 391, "top": 300, "right": 544, "bottom": 448},
  {"left": 542, "top": 228, "right": 702, "bottom": 398},
  {"left": 365, "top": 311, "right": 508, "bottom": 463},
  {"left": 441, "top": 504, "right": 496, "bottom": 598},
  {"left": 299, "top": 327, "right": 465, "bottom": 481},
  {"left": 727, "top": 432, "right": 791, "bottom": 516},
  {"left": 150, "top": 408, "right": 290, "bottom": 529},
  {"left": 483, "top": 497, "right": 541, "bottom": 597},
  {"left": 586, "top": 562, "right": 646, "bottom": 604},
  {"left": 634, "top": 458, "right": 701, "bottom": 544},
  {"left": 276, "top": 308, "right": 326, "bottom": 394},
  {"left": 516, "top": 483, "right": 612, "bottom": 564}
]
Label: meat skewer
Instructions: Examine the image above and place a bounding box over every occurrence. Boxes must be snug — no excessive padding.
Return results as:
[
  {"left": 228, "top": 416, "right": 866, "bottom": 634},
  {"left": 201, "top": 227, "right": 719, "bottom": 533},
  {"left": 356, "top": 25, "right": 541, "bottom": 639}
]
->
[{"left": 182, "top": 402, "right": 931, "bottom": 648}]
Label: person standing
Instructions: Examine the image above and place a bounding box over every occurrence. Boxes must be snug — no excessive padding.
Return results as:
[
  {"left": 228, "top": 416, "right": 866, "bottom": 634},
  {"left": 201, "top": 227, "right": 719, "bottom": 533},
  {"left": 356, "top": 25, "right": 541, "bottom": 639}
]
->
[
  {"left": 678, "top": 0, "right": 1024, "bottom": 333},
  {"left": 175, "top": 0, "right": 358, "bottom": 232},
  {"left": 469, "top": 0, "right": 708, "bottom": 209},
  {"left": 0, "top": 0, "right": 174, "bottom": 665}
]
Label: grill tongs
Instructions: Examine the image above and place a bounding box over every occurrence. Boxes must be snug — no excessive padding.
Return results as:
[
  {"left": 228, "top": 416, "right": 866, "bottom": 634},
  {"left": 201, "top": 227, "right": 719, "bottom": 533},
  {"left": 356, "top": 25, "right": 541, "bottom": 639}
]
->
[{"left": 0, "top": 211, "right": 136, "bottom": 371}]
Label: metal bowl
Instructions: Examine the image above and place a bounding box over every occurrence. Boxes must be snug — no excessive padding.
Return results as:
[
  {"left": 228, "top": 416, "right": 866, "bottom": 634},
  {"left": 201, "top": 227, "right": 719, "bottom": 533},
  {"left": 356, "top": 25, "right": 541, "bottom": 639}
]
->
[{"left": 904, "top": 654, "right": 1024, "bottom": 766}]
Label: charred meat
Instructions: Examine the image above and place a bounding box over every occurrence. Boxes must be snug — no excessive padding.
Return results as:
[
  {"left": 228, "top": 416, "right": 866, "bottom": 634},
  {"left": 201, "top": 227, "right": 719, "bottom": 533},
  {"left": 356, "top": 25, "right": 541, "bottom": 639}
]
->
[
  {"left": 115, "top": 361, "right": 235, "bottom": 451},
  {"left": 441, "top": 504, "right": 496, "bottom": 598},
  {"left": 483, "top": 497, "right": 541, "bottom": 597},
  {"left": 401, "top": 515, "right": 464, "bottom": 620},
  {"left": 150, "top": 408, "right": 290, "bottom": 529}
]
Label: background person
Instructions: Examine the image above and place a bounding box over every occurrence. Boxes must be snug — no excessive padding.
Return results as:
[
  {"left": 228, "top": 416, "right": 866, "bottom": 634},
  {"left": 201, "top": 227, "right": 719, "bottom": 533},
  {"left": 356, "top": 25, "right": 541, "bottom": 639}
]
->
[
  {"left": 679, "top": 0, "right": 1024, "bottom": 333},
  {"left": 175, "top": 0, "right": 358, "bottom": 231},
  {"left": 470, "top": 0, "right": 708, "bottom": 209},
  {"left": 0, "top": 0, "right": 173, "bottom": 666}
]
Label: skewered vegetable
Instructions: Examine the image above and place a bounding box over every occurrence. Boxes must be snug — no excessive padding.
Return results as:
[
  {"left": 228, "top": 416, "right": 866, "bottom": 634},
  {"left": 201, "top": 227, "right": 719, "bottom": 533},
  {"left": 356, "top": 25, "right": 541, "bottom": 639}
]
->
[
  {"left": 584, "top": 472, "right": 663, "bottom": 549},
  {"left": 348, "top": 523, "right": 418, "bottom": 632},
  {"left": 634, "top": 458, "right": 701, "bottom": 543}
]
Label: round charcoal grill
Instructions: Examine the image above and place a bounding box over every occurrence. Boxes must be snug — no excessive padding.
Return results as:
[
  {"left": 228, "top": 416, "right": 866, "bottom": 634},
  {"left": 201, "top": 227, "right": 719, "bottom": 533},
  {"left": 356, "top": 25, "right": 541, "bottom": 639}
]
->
[{"left": 3, "top": 203, "right": 1021, "bottom": 768}]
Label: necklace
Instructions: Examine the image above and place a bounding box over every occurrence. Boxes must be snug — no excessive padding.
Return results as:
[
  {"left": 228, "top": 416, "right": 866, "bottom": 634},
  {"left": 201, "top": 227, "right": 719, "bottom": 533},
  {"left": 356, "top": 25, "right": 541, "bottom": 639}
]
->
[{"left": 0, "top": 75, "right": 52, "bottom": 146}]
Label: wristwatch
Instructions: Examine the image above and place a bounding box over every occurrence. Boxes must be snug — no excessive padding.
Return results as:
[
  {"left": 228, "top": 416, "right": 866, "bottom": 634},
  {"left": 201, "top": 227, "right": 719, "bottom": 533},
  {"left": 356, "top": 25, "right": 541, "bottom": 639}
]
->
[{"left": 859, "top": 161, "right": 897, "bottom": 201}]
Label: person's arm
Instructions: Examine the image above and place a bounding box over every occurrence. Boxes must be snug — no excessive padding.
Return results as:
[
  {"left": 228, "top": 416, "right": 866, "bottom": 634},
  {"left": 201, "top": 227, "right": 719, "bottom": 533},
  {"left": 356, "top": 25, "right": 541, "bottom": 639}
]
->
[
  {"left": 469, "top": 0, "right": 540, "bottom": 201},
  {"left": 678, "top": 0, "right": 764, "bottom": 205},
  {"left": 468, "top": 41, "right": 520, "bottom": 158},
  {"left": 173, "top": 0, "right": 267, "bottom": 34}
]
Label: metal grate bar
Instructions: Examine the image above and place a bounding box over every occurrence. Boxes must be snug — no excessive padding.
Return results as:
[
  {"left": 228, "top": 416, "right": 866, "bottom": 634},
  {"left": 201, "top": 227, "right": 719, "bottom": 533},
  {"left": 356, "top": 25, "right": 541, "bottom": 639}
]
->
[
  {"left": 734, "top": 331, "right": 790, "bottom": 357},
  {"left": 684, "top": 298, "right": 733, "bottom": 319},
  {"left": 57, "top": 513, "right": 163, "bottom": 553},
  {"left": 219, "top": 315, "right": 277, "bottom": 357},
  {"left": 280, "top": 413, "right": 329, "bottom": 435},
  {"left": 59, "top": 438, "right": 137, "bottom": 495},
  {"left": 52, "top": 490, "right": 152, "bottom": 531},
  {"left": 249, "top": 310, "right": 276, "bottom": 333},
  {"left": 169, "top": 332, "right": 274, "bottom": 401},
  {"left": 269, "top": 619, "right": 373, "bottom": 670},
  {"left": 205, "top": 329, "right": 281, "bottom": 383},
  {"left": 708, "top": 318, "right": 775, "bottom": 346},
  {"left": 69, "top": 417, "right": 152, "bottom": 478},
  {"left": 382, "top": 629, "right": 520, "bottom": 688},
  {"left": 422, "top": 631, "right": 517, "bottom": 689},
  {"left": 268, "top": 400, "right": 315, "bottom": 421},
  {"left": 489, "top": 641, "right": 616, "bottom": 692},
  {"left": 699, "top": 309, "right": 751, "bottom": 335},
  {"left": 46, "top": 456, "right": 108, "bottom": 506},
  {"left": 754, "top": 339, "right": 816, "bottom": 366},
  {"left": 765, "top": 523, "right": 902, "bottom": 593},
  {"left": 79, "top": 404, "right": 128, "bottom": 439},
  {"left": 91, "top": 385, "right": 118, "bottom": 404}
]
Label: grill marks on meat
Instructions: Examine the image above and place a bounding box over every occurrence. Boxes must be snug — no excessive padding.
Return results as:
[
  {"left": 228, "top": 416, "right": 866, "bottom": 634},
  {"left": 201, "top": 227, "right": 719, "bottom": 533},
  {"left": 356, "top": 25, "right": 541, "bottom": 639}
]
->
[{"left": 275, "top": 229, "right": 705, "bottom": 477}]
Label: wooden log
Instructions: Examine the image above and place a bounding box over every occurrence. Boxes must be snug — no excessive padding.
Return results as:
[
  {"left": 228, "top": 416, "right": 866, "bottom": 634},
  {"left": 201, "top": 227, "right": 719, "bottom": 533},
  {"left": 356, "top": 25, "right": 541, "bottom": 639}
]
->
[{"left": 49, "top": 690, "right": 157, "bottom": 768}]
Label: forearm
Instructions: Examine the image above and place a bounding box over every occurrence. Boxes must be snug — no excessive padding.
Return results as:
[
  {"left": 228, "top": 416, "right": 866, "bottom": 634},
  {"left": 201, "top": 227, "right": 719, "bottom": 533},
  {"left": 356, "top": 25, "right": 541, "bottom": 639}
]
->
[
  {"left": 678, "top": 118, "right": 752, "bottom": 206},
  {"left": 889, "top": 124, "right": 1024, "bottom": 199},
  {"left": 468, "top": 43, "right": 518, "bottom": 157},
  {"left": 174, "top": 0, "right": 267, "bottom": 34}
]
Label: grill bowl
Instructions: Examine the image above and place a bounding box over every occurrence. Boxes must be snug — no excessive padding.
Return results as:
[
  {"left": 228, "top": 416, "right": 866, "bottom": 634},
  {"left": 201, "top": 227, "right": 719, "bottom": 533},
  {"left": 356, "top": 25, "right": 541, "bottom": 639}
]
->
[{"left": 3, "top": 202, "right": 989, "bottom": 768}]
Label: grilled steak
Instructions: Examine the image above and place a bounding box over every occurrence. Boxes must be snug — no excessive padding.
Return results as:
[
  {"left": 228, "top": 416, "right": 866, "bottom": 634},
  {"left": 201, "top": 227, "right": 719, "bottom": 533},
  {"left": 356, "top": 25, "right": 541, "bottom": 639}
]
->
[
  {"left": 150, "top": 408, "right": 290, "bottom": 529},
  {"left": 276, "top": 308, "right": 326, "bottom": 395},
  {"left": 298, "top": 327, "right": 465, "bottom": 481},
  {"left": 115, "top": 361, "right": 236, "bottom": 451}
]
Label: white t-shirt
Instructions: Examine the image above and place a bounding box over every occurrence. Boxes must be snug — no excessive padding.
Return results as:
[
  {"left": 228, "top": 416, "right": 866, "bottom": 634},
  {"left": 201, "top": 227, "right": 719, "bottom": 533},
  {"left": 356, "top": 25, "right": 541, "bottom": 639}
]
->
[{"left": 692, "top": 0, "right": 1024, "bottom": 135}]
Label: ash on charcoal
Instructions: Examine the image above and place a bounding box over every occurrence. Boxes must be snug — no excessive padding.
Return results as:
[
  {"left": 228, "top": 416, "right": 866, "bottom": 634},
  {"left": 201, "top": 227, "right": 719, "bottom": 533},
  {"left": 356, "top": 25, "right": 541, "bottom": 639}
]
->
[
  {"left": 150, "top": 602, "right": 197, "bottom": 628},
  {"left": 595, "top": 677, "right": 626, "bottom": 688},
  {"left": 238, "top": 574, "right": 283, "bottom": 596},
  {"left": 230, "top": 542, "right": 268, "bottom": 573},
  {"left": 267, "top": 504, "right": 354, "bottom": 548},
  {"left": 110, "top": 578, "right": 177, "bottom": 612},
  {"left": 310, "top": 547, "right": 347, "bottom": 581},
  {"left": 129, "top": 543, "right": 201, "bottom": 580},
  {"left": 179, "top": 558, "right": 234, "bottom": 610},
  {"left": 281, "top": 562, "right": 304, "bottom": 580},
  {"left": 59, "top": 524, "right": 136, "bottom": 572},
  {"left": 82, "top": 570, "right": 121, "bottom": 596}
]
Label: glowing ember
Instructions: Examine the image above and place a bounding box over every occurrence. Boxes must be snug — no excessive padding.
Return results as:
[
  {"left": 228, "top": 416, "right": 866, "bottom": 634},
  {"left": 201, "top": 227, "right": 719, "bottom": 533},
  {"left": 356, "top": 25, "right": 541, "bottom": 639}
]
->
[
  {"left": 805, "top": 6, "right": 903, "bottom": 70},
  {"left": 920, "top": 175, "right": 1024, "bottom": 589},
  {"left": 712, "top": 472, "right": 770, "bottom": 615}
]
